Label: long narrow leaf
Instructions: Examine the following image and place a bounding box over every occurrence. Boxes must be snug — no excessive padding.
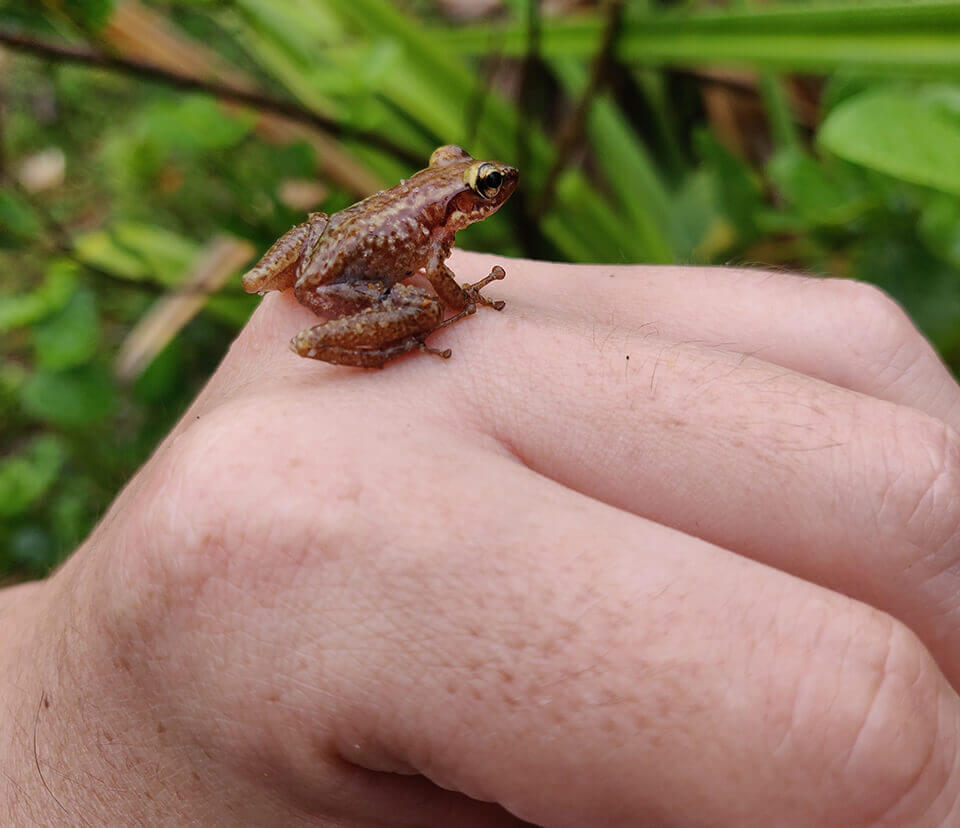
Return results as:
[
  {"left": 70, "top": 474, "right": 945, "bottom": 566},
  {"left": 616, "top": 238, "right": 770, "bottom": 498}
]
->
[
  {"left": 551, "top": 59, "right": 676, "bottom": 263},
  {"left": 433, "top": 1, "right": 960, "bottom": 77},
  {"left": 228, "top": 0, "right": 657, "bottom": 261}
]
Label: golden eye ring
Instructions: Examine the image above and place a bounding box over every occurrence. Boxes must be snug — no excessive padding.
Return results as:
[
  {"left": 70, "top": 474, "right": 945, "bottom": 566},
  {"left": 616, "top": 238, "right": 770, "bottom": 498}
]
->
[{"left": 467, "top": 162, "right": 503, "bottom": 199}]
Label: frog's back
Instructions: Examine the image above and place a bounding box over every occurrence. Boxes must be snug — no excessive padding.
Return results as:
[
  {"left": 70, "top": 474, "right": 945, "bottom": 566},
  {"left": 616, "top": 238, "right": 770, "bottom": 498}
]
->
[{"left": 306, "top": 164, "right": 467, "bottom": 284}]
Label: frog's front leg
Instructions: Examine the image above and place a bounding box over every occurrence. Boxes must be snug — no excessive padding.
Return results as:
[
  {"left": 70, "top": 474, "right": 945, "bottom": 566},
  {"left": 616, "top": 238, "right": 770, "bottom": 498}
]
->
[
  {"left": 425, "top": 263, "right": 506, "bottom": 330},
  {"left": 241, "top": 212, "right": 329, "bottom": 294},
  {"left": 291, "top": 282, "right": 448, "bottom": 368}
]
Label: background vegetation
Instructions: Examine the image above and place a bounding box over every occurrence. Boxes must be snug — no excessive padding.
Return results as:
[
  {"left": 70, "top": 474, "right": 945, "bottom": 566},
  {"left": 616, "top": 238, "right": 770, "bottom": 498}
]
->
[{"left": 2, "top": 0, "right": 960, "bottom": 578}]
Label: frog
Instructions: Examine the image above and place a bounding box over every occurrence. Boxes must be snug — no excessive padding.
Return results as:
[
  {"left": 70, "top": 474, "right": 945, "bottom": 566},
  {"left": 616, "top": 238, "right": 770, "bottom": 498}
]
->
[{"left": 241, "top": 145, "right": 518, "bottom": 368}]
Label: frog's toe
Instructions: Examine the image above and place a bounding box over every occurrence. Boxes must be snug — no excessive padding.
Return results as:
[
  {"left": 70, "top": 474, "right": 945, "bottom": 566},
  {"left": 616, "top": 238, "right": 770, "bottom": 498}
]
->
[
  {"left": 462, "top": 265, "right": 507, "bottom": 310},
  {"left": 290, "top": 329, "right": 314, "bottom": 358},
  {"left": 463, "top": 289, "right": 504, "bottom": 311},
  {"left": 418, "top": 339, "right": 452, "bottom": 359}
]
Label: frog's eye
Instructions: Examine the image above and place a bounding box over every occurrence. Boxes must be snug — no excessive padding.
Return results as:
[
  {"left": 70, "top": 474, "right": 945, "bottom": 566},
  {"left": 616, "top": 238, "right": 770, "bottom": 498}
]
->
[{"left": 469, "top": 163, "right": 503, "bottom": 199}]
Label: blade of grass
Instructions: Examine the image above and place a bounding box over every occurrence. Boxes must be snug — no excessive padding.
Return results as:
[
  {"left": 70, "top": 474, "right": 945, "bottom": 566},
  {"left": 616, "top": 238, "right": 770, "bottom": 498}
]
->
[
  {"left": 758, "top": 74, "right": 801, "bottom": 152},
  {"left": 433, "top": 1, "right": 960, "bottom": 77},
  {"left": 229, "top": 0, "right": 655, "bottom": 261},
  {"left": 551, "top": 59, "right": 676, "bottom": 263}
]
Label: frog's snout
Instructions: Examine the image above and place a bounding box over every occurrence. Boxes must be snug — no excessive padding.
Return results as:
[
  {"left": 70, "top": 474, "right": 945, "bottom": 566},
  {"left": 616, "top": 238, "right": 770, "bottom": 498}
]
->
[{"left": 501, "top": 165, "right": 519, "bottom": 196}]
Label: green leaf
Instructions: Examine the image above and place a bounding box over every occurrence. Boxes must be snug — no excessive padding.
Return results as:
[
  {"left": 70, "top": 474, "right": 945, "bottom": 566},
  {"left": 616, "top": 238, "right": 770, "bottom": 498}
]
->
[
  {"left": 919, "top": 194, "right": 960, "bottom": 269},
  {"left": 433, "top": 1, "right": 960, "bottom": 78},
  {"left": 669, "top": 169, "right": 724, "bottom": 261},
  {"left": 0, "top": 435, "right": 68, "bottom": 519},
  {"left": 74, "top": 223, "right": 199, "bottom": 286},
  {"left": 551, "top": 59, "right": 676, "bottom": 263},
  {"left": 853, "top": 225, "right": 960, "bottom": 355},
  {"left": 766, "top": 148, "right": 871, "bottom": 228},
  {"left": 820, "top": 73, "right": 878, "bottom": 117},
  {"left": 915, "top": 83, "right": 960, "bottom": 128},
  {"left": 0, "top": 361, "right": 27, "bottom": 401},
  {"left": 232, "top": 0, "right": 637, "bottom": 261},
  {"left": 0, "top": 188, "right": 42, "bottom": 247},
  {"left": 758, "top": 74, "right": 800, "bottom": 152},
  {"left": 0, "top": 259, "right": 78, "bottom": 333},
  {"left": 50, "top": 476, "right": 98, "bottom": 554},
  {"left": 140, "top": 96, "right": 255, "bottom": 153},
  {"left": 31, "top": 288, "right": 100, "bottom": 371},
  {"left": 695, "top": 130, "right": 762, "bottom": 245},
  {"left": 133, "top": 339, "right": 183, "bottom": 404},
  {"left": 74, "top": 0, "right": 116, "bottom": 30},
  {"left": 819, "top": 89, "right": 960, "bottom": 197},
  {"left": 20, "top": 365, "right": 117, "bottom": 429}
]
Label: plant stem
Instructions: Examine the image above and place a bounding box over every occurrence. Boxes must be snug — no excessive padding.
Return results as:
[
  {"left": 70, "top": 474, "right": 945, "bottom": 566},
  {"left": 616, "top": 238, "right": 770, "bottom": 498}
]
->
[{"left": 0, "top": 29, "right": 422, "bottom": 166}]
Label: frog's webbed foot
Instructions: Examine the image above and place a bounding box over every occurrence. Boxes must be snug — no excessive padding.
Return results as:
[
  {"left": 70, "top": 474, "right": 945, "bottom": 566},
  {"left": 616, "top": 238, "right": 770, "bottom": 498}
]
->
[
  {"left": 241, "top": 212, "right": 329, "bottom": 294},
  {"left": 291, "top": 283, "right": 446, "bottom": 368}
]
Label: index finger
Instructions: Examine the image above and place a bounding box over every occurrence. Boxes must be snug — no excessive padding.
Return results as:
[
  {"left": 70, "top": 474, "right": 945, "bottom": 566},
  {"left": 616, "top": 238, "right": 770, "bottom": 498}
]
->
[{"left": 445, "top": 252, "right": 960, "bottom": 431}]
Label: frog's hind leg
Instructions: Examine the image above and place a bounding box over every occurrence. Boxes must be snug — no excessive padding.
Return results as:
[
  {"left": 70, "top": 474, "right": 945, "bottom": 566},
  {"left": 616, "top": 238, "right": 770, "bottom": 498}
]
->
[
  {"left": 294, "top": 280, "right": 389, "bottom": 319},
  {"left": 241, "top": 212, "right": 329, "bottom": 294},
  {"left": 291, "top": 283, "right": 446, "bottom": 368}
]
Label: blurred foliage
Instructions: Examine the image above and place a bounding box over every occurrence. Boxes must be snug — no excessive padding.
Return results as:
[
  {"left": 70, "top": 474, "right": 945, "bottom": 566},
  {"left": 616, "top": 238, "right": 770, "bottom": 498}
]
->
[{"left": 2, "top": 0, "right": 960, "bottom": 577}]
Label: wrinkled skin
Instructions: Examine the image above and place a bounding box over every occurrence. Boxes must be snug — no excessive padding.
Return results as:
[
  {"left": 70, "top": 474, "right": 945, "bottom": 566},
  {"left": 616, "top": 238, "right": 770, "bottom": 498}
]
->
[{"left": 3, "top": 252, "right": 960, "bottom": 826}]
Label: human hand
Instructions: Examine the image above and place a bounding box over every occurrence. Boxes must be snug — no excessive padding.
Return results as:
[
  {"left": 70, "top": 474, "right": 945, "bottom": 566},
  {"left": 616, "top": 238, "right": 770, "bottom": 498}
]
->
[{"left": 3, "top": 251, "right": 959, "bottom": 825}]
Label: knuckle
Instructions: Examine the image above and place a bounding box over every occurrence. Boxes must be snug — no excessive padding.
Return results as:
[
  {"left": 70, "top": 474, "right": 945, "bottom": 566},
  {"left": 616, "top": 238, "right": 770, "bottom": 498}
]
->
[
  {"left": 876, "top": 411, "right": 960, "bottom": 563},
  {"left": 135, "top": 399, "right": 370, "bottom": 599},
  {"left": 824, "top": 279, "right": 923, "bottom": 377},
  {"left": 829, "top": 279, "right": 915, "bottom": 347},
  {"left": 843, "top": 621, "right": 958, "bottom": 825},
  {"left": 793, "top": 609, "right": 957, "bottom": 824}
]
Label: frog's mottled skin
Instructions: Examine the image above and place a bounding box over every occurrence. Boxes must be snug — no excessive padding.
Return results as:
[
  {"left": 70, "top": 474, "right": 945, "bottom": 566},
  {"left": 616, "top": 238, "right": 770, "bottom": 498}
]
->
[{"left": 242, "top": 145, "right": 518, "bottom": 368}]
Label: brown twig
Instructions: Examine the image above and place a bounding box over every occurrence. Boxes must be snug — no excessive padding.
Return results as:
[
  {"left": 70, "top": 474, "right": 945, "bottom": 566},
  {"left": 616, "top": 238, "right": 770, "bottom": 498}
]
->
[
  {"left": 535, "top": 0, "right": 625, "bottom": 217},
  {"left": 0, "top": 28, "right": 423, "bottom": 167}
]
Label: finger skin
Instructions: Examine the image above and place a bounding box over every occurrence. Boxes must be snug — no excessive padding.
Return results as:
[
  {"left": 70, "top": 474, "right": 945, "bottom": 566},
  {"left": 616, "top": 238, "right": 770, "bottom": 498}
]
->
[
  {"left": 447, "top": 252, "right": 960, "bottom": 430},
  {"left": 12, "top": 255, "right": 959, "bottom": 826},
  {"left": 0, "top": 560, "right": 533, "bottom": 826},
  {"left": 389, "top": 266, "right": 960, "bottom": 691},
  {"left": 228, "top": 265, "right": 960, "bottom": 687},
  {"left": 114, "top": 400, "right": 960, "bottom": 828}
]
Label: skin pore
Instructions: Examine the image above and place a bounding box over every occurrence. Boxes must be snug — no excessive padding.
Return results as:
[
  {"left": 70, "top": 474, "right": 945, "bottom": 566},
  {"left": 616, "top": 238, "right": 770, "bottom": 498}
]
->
[{"left": 2, "top": 252, "right": 960, "bottom": 826}]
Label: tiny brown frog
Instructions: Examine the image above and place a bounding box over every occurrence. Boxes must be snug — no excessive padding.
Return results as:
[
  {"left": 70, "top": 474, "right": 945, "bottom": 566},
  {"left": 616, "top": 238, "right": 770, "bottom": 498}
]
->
[{"left": 242, "top": 145, "right": 518, "bottom": 368}]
